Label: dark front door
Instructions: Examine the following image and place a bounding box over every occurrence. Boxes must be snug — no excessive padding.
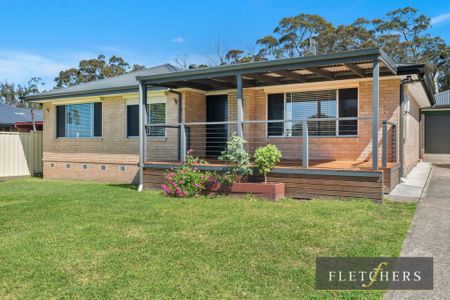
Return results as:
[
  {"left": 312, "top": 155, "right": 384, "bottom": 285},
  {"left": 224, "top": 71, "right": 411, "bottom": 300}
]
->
[{"left": 206, "top": 95, "right": 228, "bottom": 157}]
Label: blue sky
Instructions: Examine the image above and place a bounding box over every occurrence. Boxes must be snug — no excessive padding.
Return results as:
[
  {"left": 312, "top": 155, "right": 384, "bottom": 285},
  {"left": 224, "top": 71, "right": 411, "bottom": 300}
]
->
[{"left": 1, "top": 0, "right": 449, "bottom": 88}]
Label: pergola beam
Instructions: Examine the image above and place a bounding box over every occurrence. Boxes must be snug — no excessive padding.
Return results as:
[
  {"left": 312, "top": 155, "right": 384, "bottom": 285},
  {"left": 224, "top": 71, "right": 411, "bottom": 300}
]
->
[
  {"left": 191, "top": 78, "right": 235, "bottom": 89},
  {"left": 244, "top": 73, "right": 282, "bottom": 84},
  {"left": 305, "top": 67, "right": 335, "bottom": 80},
  {"left": 273, "top": 70, "right": 308, "bottom": 82},
  {"left": 344, "top": 63, "right": 366, "bottom": 78}
]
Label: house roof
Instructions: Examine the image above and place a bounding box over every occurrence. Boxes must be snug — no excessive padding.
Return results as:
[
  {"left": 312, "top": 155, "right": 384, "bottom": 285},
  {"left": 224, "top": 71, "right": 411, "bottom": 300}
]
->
[
  {"left": 0, "top": 103, "right": 43, "bottom": 126},
  {"left": 25, "top": 64, "right": 180, "bottom": 101},
  {"left": 26, "top": 48, "right": 435, "bottom": 105}
]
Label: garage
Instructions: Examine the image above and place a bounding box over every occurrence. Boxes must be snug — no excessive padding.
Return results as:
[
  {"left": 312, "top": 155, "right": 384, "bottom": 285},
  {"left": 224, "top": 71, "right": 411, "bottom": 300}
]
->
[
  {"left": 424, "top": 91, "right": 450, "bottom": 154},
  {"left": 425, "top": 110, "right": 450, "bottom": 153}
]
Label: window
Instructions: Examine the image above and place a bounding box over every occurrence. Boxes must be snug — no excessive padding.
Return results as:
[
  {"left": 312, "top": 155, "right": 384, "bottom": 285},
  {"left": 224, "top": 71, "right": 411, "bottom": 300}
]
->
[
  {"left": 56, "top": 102, "right": 102, "bottom": 138},
  {"left": 148, "top": 103, "right": 166, "bottom": 137},
  {"left": 127, "top": 101, "right": 166, "bottom": 137},
  {"left": 82, "top": 164, "right": 88, "bottom": 170},
  {"left": 267, "top": 94, "right": 284, "bottom": 136},
  {"left": 338, "top": 88, "right": 358, "bottom": 135},
  {"left": 267, "top": 88, "right": 358, "bottom": 137}
]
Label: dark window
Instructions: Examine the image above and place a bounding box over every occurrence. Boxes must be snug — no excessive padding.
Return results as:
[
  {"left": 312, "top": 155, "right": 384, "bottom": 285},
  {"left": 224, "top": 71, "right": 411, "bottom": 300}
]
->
[
  {"left": 267, "top": 93, "right": 284, "bottom": 136},
  {"left": 94, "top": 102, "right": 102, "bottom": 137},
  {"left": 338, "top": 88, "right": 358, "bottom": 135},
  {"left": 56, "top": 105, "right": 66, "bottom": 137},
  {"left": 127, "top": 105, "right": 139, "bottom": 137}
]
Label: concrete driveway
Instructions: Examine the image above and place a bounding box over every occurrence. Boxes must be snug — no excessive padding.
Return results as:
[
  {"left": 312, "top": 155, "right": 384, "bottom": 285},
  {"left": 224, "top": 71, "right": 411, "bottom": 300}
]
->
[{"left": 385, "top": 154, "right": 450, "bottom": 300}]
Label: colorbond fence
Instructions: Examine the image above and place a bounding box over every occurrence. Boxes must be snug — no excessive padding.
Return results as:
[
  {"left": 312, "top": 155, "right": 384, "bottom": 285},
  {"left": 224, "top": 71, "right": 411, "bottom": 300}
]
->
[{"left": 0, "top": 131, "right": 43, "bottom": 177}]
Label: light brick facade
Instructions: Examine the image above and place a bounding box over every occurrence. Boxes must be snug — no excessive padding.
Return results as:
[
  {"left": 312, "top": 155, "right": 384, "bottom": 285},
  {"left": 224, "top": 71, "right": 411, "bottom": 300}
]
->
[{"left": 42, "top": 77, "right": 421, "bottom": 184}]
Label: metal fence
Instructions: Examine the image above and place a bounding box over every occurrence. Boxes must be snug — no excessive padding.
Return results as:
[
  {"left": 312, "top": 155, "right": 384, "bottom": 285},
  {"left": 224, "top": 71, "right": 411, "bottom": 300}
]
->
[
  {"left": 145, "top": 116, "right": 397, "bottom": 169},
  {"left": 0, "top": 131, "right": 43, "bottom": 177}
]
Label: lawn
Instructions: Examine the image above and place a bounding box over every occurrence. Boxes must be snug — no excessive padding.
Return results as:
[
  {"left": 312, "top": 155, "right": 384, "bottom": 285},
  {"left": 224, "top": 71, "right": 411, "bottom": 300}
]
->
[{"left": 0, "top": 178, "right": 415, "bottom": 299}]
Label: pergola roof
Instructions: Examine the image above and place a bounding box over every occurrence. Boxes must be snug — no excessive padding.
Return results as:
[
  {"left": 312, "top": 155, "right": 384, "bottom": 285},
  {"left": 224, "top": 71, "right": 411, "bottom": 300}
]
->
[{"left": 137, "top": 48, "right": 398, "bottom": 90}]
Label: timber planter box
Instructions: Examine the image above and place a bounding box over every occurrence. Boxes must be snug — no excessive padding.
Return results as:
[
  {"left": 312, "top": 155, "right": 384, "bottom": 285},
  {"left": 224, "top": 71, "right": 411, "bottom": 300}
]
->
[{"left": 207, "top": 181, "right": 285, "bottom": 201}]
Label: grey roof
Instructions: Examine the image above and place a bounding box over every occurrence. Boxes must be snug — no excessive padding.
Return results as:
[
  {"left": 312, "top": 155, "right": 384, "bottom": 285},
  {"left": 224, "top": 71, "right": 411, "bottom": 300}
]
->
[
  {"left": 25, "top": 48, "right": 434, "bottom": 105},
  {"left": 138, "top": 48, "right": 397, "bottom": 83},
  {"left": 435, "top": 90, "right": 450, "bottom": 106},
  {"left": 26, "top": 64, "right": 180, "bottom": 101},
  {"left": 0, "top": 103, "right": 43, "bottom": 125}
]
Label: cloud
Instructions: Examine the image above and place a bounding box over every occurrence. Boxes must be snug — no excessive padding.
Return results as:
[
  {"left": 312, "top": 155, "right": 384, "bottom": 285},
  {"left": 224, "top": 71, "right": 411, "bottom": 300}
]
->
[
  {"left": 0, "top": 50, "right": 96, "bottom": 88},
  {"left": 431, "top": 13, "right": 450, "bottom": 25},
  {"left": 170, "top": 37, "right": 185, "bottom": 44}
]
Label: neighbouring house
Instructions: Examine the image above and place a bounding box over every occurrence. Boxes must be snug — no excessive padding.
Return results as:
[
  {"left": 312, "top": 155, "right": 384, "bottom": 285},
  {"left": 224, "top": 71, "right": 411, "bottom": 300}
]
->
[
  {"left": 421, "top": 90, "right": 450, "bottom": 154},
  {"left": 0, "top": 103, "right": 43, "bottom": 132},
  {"left": 25, "top": 48, "right": 435, "bottom": 202}
]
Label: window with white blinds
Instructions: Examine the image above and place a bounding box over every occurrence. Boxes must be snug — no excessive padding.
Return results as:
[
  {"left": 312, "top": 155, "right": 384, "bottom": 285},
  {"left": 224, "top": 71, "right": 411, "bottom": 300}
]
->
[{"left": 268, "top": 88, "right": 358, "bottom": 137}]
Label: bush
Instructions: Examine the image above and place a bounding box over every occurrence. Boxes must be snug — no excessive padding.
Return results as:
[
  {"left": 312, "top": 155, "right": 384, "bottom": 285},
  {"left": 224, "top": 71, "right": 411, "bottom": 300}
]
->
[
  {"left": 254, "top": 144, "right": 282, "bottom": 183},
  {"left": 162, "top": 151, "right": 217, "bottom": 198},
  {"left": 218, "top": 133, "right": 252, "bottom": 183}
]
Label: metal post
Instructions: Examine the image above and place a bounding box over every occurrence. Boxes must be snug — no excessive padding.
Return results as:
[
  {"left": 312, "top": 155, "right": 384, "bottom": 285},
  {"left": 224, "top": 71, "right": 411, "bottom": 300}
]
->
[
  {"left": 138, "top": 81, "right": 147, "bottom": 191},
  {"left": 302, "top": 120, "right": 309, "bottom": 168},
  {"left": 180, "top": 123, "right": 186, "bottom": 163},
  {"left": 372, "top": 59, "right": 380, "bottom": 170},
  {"left": 392, "top": 124, "right": 397, "bottom": 162},
  {"left": 236, "top": 73, "right": 244, "bottom": 137},
  {"left": 382, "top": 120, "right": 388, "bottom": 168}
]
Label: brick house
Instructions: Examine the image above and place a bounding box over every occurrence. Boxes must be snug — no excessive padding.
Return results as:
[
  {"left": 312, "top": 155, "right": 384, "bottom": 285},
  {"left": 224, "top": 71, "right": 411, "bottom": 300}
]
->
[{"left": 26, "top": 49, "right": 435, "bottom": 202}]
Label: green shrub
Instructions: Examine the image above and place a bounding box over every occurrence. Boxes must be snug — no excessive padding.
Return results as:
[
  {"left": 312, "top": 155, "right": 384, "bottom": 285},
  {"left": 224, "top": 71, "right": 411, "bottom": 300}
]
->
[
  {"left": 254, "top": 144, "right": 282, "bottom": 183},
  {"left": 218, "top": 133, "right": 253, "bottom": 183}
]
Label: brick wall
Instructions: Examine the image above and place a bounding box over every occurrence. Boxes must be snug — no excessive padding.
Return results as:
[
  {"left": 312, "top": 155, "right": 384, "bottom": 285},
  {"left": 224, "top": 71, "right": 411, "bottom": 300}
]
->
[
  {"left": 402, "top": 92, "right": 420, "bottom": 175},
  {"left": 43, "top": 78, "right": 418, "bottom": 184},
  {"left": 42, "top": 93, "right": 178, "bottom": 183},
  {"left": 238, "top": 79, "right": 401, "bottom": 162}
]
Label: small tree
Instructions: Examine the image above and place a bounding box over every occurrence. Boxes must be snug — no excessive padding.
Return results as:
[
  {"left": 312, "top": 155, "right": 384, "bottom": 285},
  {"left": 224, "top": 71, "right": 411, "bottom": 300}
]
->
[
  {"left": 254, "top": 144, "right": 282, "bottom": 183},
  {"left": 218, "top": 133, "right": 252, "bottom": 183}
]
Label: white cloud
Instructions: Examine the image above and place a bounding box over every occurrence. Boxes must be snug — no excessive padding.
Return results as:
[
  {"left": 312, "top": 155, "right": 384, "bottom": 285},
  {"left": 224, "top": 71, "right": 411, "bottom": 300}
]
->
[
  {"left": 431, "top": 13, "right": 450, "bottom": 25},
  {"left": 0, "top": 50, "right": 97, "bottom": 88},
  {"left": 170, "top": 37, "right": 185, "bottom": 44}
]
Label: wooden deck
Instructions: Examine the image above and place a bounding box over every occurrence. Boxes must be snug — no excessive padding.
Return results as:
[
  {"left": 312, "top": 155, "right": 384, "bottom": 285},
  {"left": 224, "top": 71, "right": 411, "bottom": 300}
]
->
[{"left": 144, "top": 159, "right": 401, "bottom": 203}]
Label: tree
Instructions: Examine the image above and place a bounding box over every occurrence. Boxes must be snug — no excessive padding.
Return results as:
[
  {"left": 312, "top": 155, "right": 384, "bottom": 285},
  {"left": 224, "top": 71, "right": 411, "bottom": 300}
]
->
[
  {"left": 54, "top": 55, "right": 145, "bottom": 88},
  {"left": 219, "top": 7, "right": 449, "bottom": 92}
]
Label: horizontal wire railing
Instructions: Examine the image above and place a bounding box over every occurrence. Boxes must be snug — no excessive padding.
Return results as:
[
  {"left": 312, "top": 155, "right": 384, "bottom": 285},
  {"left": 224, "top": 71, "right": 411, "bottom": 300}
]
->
[{"left": 143, "top": 116, "right": 404, "bottom": 169}]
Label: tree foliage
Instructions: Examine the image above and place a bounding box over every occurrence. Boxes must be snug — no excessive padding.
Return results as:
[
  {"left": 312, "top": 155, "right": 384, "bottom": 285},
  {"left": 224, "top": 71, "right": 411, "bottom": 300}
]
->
[
  {"left": 54, "top": 55, "right": 146, "bottom": 88},
  {"left": 223, "top": 7, "right": 449, "bottom": 91}
]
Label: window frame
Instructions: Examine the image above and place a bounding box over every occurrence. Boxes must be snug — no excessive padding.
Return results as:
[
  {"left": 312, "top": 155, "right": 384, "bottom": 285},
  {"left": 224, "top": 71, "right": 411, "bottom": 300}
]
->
[
  {"left": 55, "top": 102, "right": 102, "bottom": 139},
  {"left": 125, "top": 97, "right": 167, "bottom": 139},
  {"left": 266, "top": 88, "right": 359, "bottom": 138}
]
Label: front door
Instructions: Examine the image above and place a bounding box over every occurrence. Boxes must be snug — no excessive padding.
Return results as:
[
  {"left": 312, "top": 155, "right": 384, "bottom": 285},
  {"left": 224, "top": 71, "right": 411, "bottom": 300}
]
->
[{"left": 206, "top": 95, "right": 228, "bottom": 157}]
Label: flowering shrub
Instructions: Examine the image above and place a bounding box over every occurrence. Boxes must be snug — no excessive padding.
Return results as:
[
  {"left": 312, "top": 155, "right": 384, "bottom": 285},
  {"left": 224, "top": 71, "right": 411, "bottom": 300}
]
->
[{"left": 162, "top": 150, "right": 217, "bottom": 198}]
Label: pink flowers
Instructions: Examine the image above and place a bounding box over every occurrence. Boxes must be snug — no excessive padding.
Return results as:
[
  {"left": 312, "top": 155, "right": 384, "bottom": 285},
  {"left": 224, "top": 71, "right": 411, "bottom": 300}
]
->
[{"left": 161, "top": 151, "right": 218, "bottom": 198}]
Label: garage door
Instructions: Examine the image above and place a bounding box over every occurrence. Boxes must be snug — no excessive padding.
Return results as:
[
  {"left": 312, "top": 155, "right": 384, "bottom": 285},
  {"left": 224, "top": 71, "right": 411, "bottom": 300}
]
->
[{"left": 426, "top": 111, "right": 450, "bottom": 154}]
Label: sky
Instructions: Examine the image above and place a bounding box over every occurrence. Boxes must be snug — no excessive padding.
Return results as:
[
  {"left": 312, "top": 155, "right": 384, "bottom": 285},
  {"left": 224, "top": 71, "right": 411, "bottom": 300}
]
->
[{"left": 0, "top": 0, "right": 449, "bottom": 88}]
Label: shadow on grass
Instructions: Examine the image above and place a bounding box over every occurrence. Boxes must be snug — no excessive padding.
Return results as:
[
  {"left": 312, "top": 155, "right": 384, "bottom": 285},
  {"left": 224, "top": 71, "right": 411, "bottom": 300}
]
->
[{"left": 105, "top": 183, "right": 138, "bottom": 191}]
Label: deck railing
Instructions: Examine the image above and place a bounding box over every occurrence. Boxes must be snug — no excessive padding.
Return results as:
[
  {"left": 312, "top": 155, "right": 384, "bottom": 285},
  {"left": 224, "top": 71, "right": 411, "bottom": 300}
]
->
[{"left": 145, "top": 116, "right": 397, "bottom": 169}]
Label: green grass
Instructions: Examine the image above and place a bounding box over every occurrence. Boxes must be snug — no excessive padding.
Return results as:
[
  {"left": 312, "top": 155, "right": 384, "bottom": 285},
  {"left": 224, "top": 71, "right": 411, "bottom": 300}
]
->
[{"left": 0, "top": 178, "right": 415, "bottom": 299}]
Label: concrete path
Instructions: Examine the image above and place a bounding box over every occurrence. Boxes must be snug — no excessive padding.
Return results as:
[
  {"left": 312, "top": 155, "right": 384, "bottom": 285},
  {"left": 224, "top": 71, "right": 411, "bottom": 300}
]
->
[
  {"left": 385, "top": 155, "right": 450, "bottom": 300},
  {"left": 388, "top": 161, "right": 432, "bottom": 202}
]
